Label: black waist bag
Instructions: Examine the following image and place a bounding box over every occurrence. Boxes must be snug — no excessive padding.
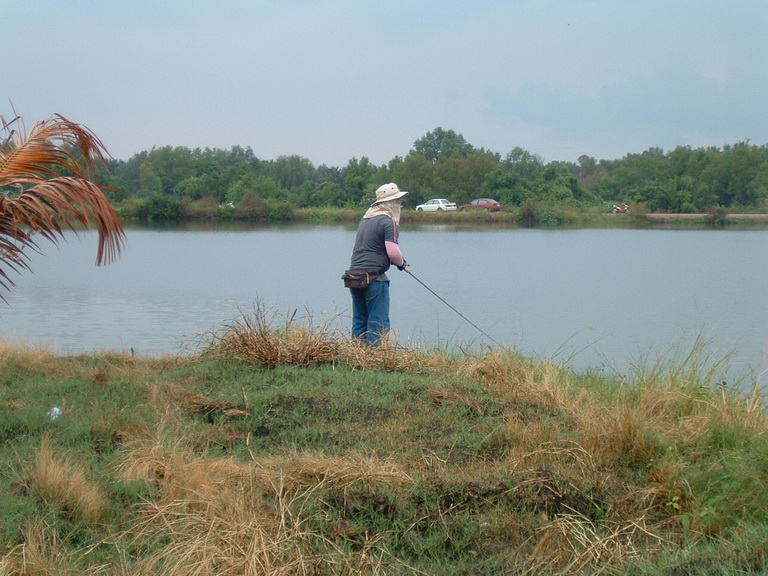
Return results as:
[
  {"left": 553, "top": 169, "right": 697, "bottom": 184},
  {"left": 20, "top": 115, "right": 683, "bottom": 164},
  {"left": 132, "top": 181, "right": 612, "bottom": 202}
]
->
[{"left": 342, "top": 269, "right": 379, "bottom": 289}]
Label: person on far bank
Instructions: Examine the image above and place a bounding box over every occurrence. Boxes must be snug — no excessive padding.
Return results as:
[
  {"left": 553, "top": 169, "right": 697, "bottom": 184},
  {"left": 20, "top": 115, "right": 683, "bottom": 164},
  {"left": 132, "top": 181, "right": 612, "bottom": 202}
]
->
[{"left": 347, "top": 183, "right": 409, "bottom": 346}]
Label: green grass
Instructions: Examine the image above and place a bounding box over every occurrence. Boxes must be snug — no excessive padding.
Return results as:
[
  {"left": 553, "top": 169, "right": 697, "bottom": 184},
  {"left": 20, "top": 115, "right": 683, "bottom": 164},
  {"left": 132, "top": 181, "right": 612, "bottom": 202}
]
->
[{"left": 1, "top": 323, "right": 767, "bottom": 575}]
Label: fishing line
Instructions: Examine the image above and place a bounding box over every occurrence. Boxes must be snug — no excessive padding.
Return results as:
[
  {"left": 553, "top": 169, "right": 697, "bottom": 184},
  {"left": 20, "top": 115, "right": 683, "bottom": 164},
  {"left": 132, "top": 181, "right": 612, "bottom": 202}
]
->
[{"left": 403, "top": 268, "right": 503, "bottom": 348}]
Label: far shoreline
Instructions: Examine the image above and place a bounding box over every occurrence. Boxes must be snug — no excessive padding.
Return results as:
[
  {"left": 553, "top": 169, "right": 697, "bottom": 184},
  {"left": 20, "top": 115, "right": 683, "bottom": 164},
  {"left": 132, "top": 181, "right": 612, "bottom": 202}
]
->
[{"left": 114, "top": 207, "right": 768, "bottom": 230}]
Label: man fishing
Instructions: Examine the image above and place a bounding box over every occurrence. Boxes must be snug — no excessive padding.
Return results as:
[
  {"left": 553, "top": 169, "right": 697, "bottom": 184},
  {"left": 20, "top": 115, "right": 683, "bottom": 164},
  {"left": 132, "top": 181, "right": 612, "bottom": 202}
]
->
[{"left": 346, "top": 182, "right": 408, "bottom": 346}]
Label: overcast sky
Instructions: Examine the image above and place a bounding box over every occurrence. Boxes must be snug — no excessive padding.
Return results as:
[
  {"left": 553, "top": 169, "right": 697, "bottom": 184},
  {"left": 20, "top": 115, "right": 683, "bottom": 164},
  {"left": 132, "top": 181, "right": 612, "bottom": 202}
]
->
[{"left": 4, "top": 1, "right": 767, "bottom": 167}]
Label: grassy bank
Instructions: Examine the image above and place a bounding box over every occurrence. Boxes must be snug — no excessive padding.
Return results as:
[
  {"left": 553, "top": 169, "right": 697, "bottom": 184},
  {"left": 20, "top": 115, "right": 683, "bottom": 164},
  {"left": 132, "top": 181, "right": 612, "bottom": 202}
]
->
[
  {"left": 298, "top": 206, "right": 768, "bottom": 229},
  {"left": 137, "top": 204, "right": 768, "bottom": 229},
  {"left": 1, "top": 310, "right": 767, "bottom": 575}
]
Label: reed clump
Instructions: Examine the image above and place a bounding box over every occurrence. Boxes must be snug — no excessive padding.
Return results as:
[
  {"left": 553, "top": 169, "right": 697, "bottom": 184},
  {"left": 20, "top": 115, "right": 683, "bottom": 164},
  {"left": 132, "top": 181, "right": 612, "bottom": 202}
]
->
[
  {"left": 200, "top": 303, "right": 438, "bottom": 372},
  {"left": 1, "top": 317, "right": 767, "bottom": 575}
]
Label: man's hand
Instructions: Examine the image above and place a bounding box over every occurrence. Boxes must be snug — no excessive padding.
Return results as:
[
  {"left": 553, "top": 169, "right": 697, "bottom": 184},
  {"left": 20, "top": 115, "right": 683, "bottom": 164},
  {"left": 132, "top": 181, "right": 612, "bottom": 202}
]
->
[{"left": 396, "top": 260, "right": 408, "bottom": 271}]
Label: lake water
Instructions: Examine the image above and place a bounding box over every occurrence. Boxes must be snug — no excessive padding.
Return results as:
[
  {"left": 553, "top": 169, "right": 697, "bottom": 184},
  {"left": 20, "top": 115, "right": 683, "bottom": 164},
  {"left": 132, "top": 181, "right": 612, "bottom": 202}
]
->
[{"left": 2, "top": 223, "right": 766, "bottom": 387}]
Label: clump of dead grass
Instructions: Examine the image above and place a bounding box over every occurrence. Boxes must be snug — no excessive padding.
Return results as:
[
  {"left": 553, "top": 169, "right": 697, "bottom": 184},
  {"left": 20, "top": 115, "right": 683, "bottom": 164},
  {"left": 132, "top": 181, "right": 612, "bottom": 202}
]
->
[
  {"left": 117, "top": 426, "right": 253, "bottom": 508},
  {"left": 0, "top": 340, "right": 60, "bottom": 375},
  {"left": 163, "top": 383, "right": 248, "bottom": 419},
  {"left": 459, "top": 349, "right": 570, "bottom": 410},
  {"left": 574, "top": 402, "right": 664, "bottom": 469},
  {"left": 115, "top": 433, "right": 416, "bottom": 575},
  {"left": 1, "top": 520, "right": 83, "bottom": 576},
  {"left": 255, "top": 450, "right": 413, "bottom": 493},
  {"left": 458, "top": 348, "right": 524, "bottom": 385},
  {"left": 339, "top": 336, "right": 438, "bottom": 372},
  {"left": 119, "top": 432, "right": 411, "bottom": 503},
  {"left": 523, "top": 511, "right": 668, "bottom": 575},
  {"left": 201, "top": 303, "right": 438, "bottom": 372},
  {"left": 28, "top": 437, "right": 109, "bottom": 525},
  {"left": 125, "top": 482, "right": 410, "bottom": 576},
  {"left": 202, "top": 305, "right": 344, "bottom": 368},
  {"left": 427, "top": 383, "right": 484, "bottom": 415}
]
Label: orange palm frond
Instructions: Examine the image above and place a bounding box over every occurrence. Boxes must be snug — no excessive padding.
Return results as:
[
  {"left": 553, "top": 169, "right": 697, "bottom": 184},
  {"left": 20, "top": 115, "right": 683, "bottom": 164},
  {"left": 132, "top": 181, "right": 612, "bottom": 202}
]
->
[{"left": 0, "top": 113, "right": 125, "bottom": 293}]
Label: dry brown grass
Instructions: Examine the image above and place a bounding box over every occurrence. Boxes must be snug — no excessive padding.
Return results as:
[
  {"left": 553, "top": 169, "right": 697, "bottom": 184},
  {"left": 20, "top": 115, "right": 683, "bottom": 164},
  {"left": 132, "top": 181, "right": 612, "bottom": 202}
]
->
[
  {"left": 201, "top": 303, "right": 439, "bottom": 373},
  {"left": 0, "top": 340, "right": 58, "bottom": 373},
  {"left": 0, "top": 338, "right": 180, "bottom": 387},
  {"left": 29, "top": 439, "right": 107, "bottom": 523},
  {"left": 576, "top": 403, "right": 663, "bottom": 468},
  {"left": 28, "top": 438, "right": 109, "bottom": 525},
  {"left": 458, "top": 348, "right": 524, "bottom": 385},
  {"left": 427, "top": 383, "right": 484, "bottom": 414},
  {"left": 572, "top": 376, "right": 768, "bottom": 474},
  {"left": 460, "top": 350, "right": 570, "bottom": 411},
  {"left": 523, "top": 512, "right": 668, "bottom": 575},
  {"left": 115, "top": 433, "right": 417, "bottom": 575},
  {"left": 201, "top": 305, "right": 345, "bottom": 368},
  {"left": 127, "top": 487, "right": 410, "bottom": 576},
  {"left": 163, "top": 383, "right": 249, "bottom": 419},
  {"left": 255, "top": 450, "right": 413, "bottom": 493},
  {"left": 706, "top": 382, "right": 768, "bottom": 432},
  {"left": 117, "top": 426, "right": 252, "bottom": 509},
  {"left": 338, "top": 337, "right": 438, "bottom": 372},
  {"left": 1, "top": 521, "right": 80, "bottom": 576},
  {"left": 119, "top": 431, "right": 411, "bottom": 501}
]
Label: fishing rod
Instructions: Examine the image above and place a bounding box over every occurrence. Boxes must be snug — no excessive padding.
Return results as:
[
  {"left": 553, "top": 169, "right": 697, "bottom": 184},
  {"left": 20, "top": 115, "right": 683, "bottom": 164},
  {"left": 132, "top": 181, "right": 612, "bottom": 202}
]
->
[{"left": 403, "top": 267, "right": 504, "bottom": 348}]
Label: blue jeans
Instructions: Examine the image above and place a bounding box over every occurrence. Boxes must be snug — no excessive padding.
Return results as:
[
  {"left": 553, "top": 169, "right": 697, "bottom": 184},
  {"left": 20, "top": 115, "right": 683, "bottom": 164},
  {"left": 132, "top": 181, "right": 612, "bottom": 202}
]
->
[{"left": 350, "top": 280, "right": 390, "bottom": 346}]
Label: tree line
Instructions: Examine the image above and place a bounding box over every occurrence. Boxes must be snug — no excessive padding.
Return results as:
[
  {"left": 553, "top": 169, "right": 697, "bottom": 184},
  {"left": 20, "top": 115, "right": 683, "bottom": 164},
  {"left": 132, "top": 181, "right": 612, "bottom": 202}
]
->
[{"left": 95, "top": 127, "right": 768, "bottom": 220}]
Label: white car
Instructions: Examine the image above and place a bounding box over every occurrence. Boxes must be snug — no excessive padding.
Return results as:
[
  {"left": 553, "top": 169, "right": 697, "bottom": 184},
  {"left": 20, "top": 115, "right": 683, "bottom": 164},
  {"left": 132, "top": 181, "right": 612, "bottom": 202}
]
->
[{"left": 415, "top": 198, "right": 457, "bottom": 211}]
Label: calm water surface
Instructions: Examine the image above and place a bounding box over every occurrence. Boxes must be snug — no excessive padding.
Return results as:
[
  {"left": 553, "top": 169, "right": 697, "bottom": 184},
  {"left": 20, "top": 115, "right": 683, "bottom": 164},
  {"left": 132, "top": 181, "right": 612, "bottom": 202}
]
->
[{"left": 2, "top": 223, "right": 766, "bottom": 385}]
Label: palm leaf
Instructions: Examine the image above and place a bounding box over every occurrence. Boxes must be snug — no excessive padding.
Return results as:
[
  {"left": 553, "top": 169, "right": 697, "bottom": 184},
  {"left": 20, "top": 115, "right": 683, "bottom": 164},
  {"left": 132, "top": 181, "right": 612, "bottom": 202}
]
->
[{"left": 0, "top": 114, "right": 125, "bottom": 293}]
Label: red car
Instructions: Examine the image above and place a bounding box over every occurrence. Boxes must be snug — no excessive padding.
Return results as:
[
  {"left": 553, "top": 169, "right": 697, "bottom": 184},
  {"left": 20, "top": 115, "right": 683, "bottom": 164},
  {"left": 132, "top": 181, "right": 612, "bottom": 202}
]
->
[{"left": 459, "top": 198, "right": 502, "bottom": 212}]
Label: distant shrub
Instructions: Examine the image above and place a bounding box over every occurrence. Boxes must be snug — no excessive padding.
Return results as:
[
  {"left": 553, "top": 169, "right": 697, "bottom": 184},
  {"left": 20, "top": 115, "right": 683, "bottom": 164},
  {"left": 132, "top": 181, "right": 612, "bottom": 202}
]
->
[
  {"left": 518, "top": 200, "right": 560, "bottom": 226},
  {"left": 705, "top": 206, "right": 729, "bottom": 227},
  {"left": 182, "top": 196, "right": 220, "bottom": 219},
  {"left": 145, "top": 195, "right": 183, "bottom": 220},
  {"left": 518, "top": 200, "right": 538, "bottom": 227},
  {"left": 236, "top": 191, "right": 268, "bottom": 219},
  {"left": 266, "top": 201, "right": 296, "bottom": 221}
]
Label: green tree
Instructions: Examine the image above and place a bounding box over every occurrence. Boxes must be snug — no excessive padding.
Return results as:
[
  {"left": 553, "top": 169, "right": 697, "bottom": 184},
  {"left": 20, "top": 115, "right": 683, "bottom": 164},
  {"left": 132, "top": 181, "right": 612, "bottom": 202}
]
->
[
  {"left": 144, "top": 195, "right": 182, "bottom": 220},
  {"left": 745, "top": 161, "right": 768, "bottom": 209},
  {"left": 139, "top": 161, "right": 163, "bottom": 195},
  {"left": 272, "top": 155, "right": 314, "bottom": 190},
  {"left": 252, "top": 176, "right": 283, "bottom": 200},
  {"left": 574, "top": 154, "right": 602, "bottom": 189},
  {"left": 315, "top": 164, "right": 344, "bottom": 188},
  {"left": 226, "top": 172, "right": 261, "bottom": 205},
  {"left": 342, "top": 157, "right": 377, "bottom": 205},
  {"left": 702, "top": 143, "right": 767, "bottom": 207},
  {"left": 430, "top": 154, "right": 499, "bottom": 205},
  {"left": 483, "top": 148, "right": 544, "bottom": 206},
  {"left": 175, "top": 176, "right": 208, "bottom": 200},
  {"left": 386, "top": 154, "right": 434, "bottom": 206},
  {"left": 143, "top": 146, "right": 196, "bottom": 194},
  {"left": 531, "top": 163, "right": 584, "bottom": 203},
  {"left": 412, "top": 127, "right": 476, "bottom": 163},
  {"left": 309, "top": 182, "right": 344, "bottom": 207}
]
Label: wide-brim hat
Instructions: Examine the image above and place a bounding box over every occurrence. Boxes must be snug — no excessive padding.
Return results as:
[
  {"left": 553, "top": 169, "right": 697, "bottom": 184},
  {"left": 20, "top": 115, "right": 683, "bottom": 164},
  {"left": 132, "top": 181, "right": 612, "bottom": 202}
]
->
[{"left": 373, "top": 182, "right": 408, "bottom": 204}]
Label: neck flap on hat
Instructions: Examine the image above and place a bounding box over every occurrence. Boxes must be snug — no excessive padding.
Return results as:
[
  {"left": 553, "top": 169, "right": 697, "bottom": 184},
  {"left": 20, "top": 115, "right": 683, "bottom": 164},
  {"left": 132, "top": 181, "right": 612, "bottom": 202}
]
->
[{"left": 363, "top": 200, "right": 401, "bottom": 224}]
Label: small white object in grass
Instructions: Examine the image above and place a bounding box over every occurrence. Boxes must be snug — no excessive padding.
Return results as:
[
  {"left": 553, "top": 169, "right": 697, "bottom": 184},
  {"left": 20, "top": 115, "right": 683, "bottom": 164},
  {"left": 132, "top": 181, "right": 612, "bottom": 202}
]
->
[{"left": 47, "top": 407, "right": 62, "bottom": 420}]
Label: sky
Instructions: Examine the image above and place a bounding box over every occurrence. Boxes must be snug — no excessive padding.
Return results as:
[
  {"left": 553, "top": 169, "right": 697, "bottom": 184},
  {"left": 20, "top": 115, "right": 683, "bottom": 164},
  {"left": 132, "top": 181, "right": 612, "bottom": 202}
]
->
[{"left": 4, "top": 0, "right": 767, "bottom": 167}]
